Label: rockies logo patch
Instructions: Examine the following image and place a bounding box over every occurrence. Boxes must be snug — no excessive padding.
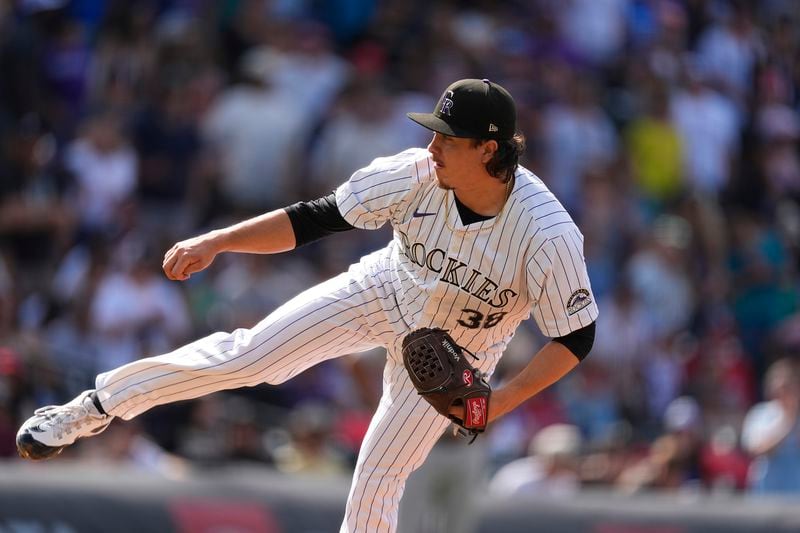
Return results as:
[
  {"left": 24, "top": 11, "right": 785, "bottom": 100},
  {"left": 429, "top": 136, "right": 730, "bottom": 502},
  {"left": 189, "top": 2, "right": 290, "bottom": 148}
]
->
[
  {"left": 439, "top": 90, "right": 454, "bottom": 116},
  {"left": 566, "top": 289, "right": 592, "bottom": 315}
]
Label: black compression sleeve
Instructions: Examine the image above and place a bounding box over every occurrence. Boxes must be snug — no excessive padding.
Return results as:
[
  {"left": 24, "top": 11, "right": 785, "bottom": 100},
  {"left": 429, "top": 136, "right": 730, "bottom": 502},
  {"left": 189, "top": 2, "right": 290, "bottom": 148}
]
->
[
  {"left": 552, "top": 321, "right": 596, "bottom": 361},
  {"left": 285, "top": 192, "right": 356, "bottom": 247}
]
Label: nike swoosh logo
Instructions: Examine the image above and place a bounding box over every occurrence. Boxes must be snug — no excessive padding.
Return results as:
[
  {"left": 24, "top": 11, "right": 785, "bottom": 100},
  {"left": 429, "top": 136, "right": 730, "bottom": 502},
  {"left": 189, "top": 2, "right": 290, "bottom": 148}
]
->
[{"left": 412, "top": 209, "right": 437, "bottom": 218}]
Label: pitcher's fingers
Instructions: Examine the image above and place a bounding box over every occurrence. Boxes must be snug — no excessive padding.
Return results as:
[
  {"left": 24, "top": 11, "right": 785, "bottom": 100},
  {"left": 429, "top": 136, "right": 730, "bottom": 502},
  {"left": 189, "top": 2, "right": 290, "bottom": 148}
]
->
[
  {"left": 170, "top": 254, "right": 198, "bottom": 280},
  {"left": 181, "top": 258, "right": 204, "bottom": 277},
  {"left": 162, "top": 248, "right": 181, "bottom": 277}
]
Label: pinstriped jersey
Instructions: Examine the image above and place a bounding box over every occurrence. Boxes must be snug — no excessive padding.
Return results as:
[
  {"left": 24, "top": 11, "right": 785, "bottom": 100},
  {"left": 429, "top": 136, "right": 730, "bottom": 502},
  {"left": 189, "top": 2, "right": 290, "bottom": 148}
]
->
[{"left": 335, "top": 148, "right": 598, "bottom": 361}]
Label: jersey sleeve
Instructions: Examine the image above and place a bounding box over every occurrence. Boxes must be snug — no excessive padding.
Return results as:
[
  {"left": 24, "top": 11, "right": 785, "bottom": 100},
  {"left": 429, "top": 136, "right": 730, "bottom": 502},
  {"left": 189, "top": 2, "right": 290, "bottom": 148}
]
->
[
  {"left": 335, "top": 148, "right": 432, "bottom": 230},
  {"left": 526, "top": 227, "right": 599, "bottom": 337}
]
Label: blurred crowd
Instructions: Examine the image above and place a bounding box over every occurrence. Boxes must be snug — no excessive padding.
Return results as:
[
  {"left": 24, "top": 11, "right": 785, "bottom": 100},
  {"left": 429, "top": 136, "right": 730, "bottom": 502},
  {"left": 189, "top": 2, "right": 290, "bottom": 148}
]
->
[{"left": 1, "top": 0, "right": 800, "bottom": 498}]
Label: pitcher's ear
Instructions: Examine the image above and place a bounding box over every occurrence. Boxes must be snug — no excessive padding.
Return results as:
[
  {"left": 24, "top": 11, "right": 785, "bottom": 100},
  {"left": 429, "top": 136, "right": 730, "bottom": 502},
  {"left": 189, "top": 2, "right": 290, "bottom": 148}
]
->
[{"left": 481, "top": 140, "right": 498, "bottom": 163}]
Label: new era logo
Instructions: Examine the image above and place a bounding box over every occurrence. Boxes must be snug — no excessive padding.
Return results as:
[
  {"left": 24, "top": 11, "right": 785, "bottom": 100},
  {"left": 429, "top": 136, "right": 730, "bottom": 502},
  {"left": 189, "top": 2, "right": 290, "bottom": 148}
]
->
[{"left": 488, "top": 123, "right": 498, "bottom": 132}]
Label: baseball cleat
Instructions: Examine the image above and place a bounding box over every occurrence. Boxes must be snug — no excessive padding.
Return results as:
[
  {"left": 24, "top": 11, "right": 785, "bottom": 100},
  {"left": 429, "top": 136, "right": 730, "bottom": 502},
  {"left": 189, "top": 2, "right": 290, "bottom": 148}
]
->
[{"left": 16, "top": 390, "right": 113, "bottom": 460}]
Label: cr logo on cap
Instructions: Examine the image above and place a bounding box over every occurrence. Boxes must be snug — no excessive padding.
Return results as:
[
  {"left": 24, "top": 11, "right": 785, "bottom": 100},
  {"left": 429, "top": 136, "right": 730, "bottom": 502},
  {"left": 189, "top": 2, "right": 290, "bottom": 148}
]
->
[{"left": 439, "top": 90, "right": 454, "bottom": 116}]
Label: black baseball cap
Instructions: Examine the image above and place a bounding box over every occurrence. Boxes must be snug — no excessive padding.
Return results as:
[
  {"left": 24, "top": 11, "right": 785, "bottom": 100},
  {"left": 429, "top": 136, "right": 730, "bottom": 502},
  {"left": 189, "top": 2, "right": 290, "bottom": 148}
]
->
[{"left": 407, "top": 78, "right": 516, "bottom": 141}]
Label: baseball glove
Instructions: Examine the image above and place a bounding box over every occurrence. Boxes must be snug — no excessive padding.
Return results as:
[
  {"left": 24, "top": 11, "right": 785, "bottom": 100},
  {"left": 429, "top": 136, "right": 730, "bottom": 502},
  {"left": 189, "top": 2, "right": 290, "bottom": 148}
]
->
[{"left": 401, "top": 328, "right": 491, "bottom": 441}]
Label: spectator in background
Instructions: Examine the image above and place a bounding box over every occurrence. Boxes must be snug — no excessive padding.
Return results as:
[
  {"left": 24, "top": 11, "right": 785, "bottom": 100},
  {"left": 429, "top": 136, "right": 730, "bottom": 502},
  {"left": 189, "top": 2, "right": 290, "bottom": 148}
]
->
[
  {"left": 84, "top": 1, "right": 157, "bottom": 114},
  {"left": 631, "top": 0, "right": 689, "bottom": 84},
  {"left": 769, "top": 309, "right": 800, "bottom": 365},
  {"left": 692, "top": 318, "right": 756, "bottom": 404},
  {"left": 88, "top": 234, "right": 191, "bottom": 371},
  {"left": 46, "top": 233, "right": 112, "bottom": 344},
  {"left": 64, "top": 110, "right": 138, "bottom": 238},
  {"left": 131, "top": 81, "right": 204, "bottom": 233},
  {"left": 0, "top": 1, "right": 52, "bottom": 124},
  {"left": 670, "top": 60, "right": 739, "bottom": 198},
  {"left": 753, "top": 67, "right": 800, "bottom": 204},
  {"left": 579, "top": 421, "right": 634, "bottom": 489},
  {"left": 272, "top": 402, "right": 349, "bottom": 477},
  {"left": 700, "top": 424, "right": 750, "bottom": 493},
  {"left": 42, "top": 14, "right": 91, "bottom": 129},
  {"left": 592, "top": 280, "right": 651, "bottom": 425},
  {"left": 78, "top": 420, "right": 190, "bottom": 479},
  {"left": 625, "top": 85, "right": 684, "bottom": 213},
  {"left": 175, "top": 395, "right": 230, "bottom": 465},
  {"left": 728, "top": 212, "right": 797, "bottom": 371},
  {"left": 0, "top": 113, "right": 74, "bottom": 293},
  {"left": 540, "top": 74, "right": 618, "bottom": 213},
  {"left": 579, "top": 167, "right": 641, "bottom": 299},
  {"left": 308, "top": 76, "right": 424, "bottom": 196},
  {"left": 662, "top": 396, "right": 704, "bottom": 485},
  {"left": 558, "top": 360, "right": 620, "bottom": 444},
  {"left": 616, "top": 433, "right": 695, "bottom": 494},
  {"left": 615, "top": 396, "right": 708, "bottom": 495},
  {"left": 489, "top": 423, "right": 583, "bottom": 497},
  {"left": 556, "top": 0, "right": 628, "bottom": 67},
  {"left": 628, "top": 214, "right": 695, "bottom": 338},
  {"left": 625, "top": 213, "right": 696, "bottom": 425},
  {"left": 210, "top": 16, "right": 351, "bottom": 205},
  {"left": 257, "top": 20, "right": 351, "bottom": 123},
  {"left": 742, "top": 358, "right": 800, "bottom": 494},
  {"left": 201, "top": 49, "right": 308, "bottom": 213},
  {"left": 695, "top": 0, "right": 762, "bottom": 106},
  {"left": 223, "top": 396, "right": 274, "bottom": 465},
  {"left": 641, "top": 333, "right": 690, "bottom": 425}
]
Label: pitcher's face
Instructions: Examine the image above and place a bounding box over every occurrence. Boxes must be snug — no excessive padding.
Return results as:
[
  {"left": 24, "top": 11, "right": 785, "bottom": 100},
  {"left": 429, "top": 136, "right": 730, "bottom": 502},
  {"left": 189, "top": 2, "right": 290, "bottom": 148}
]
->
[{"left": 427, "top": 133, "right": 487, "bottom": 190}]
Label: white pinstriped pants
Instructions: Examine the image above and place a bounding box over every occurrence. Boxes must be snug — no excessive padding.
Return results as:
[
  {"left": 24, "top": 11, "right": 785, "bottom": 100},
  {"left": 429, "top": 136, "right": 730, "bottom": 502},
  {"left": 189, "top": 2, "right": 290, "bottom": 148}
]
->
[{"left": 94, "top": 255, "right": 452, "bottom": 533}]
